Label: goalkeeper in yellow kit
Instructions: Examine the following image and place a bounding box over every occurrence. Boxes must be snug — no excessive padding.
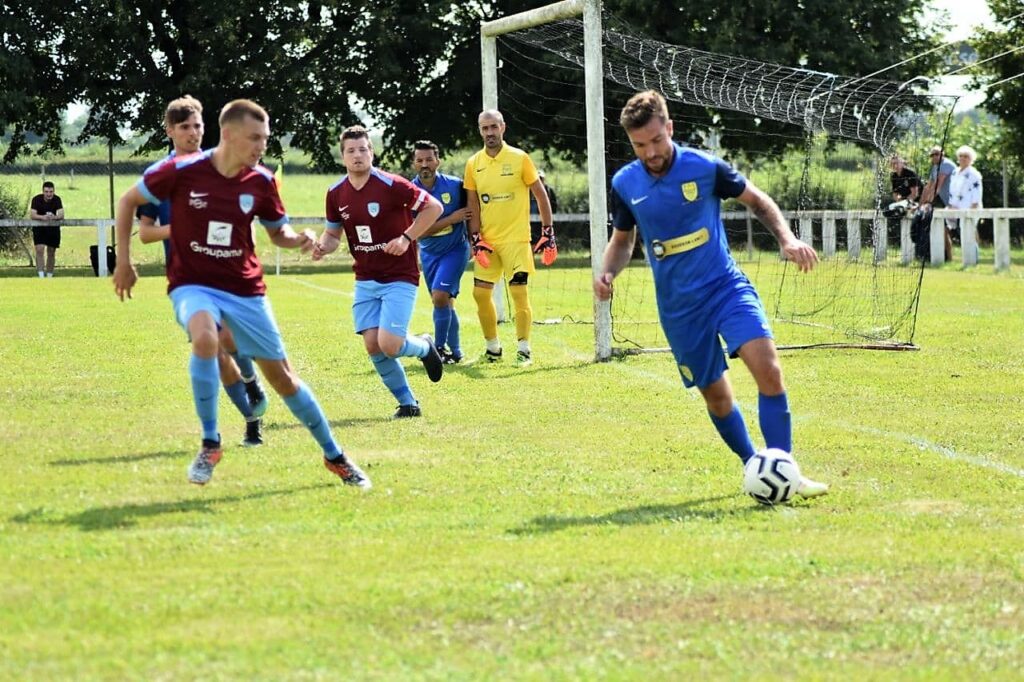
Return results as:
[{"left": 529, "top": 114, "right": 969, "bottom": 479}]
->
[{"left": 464, "top": 109, "right": 556, "bottom": 366}]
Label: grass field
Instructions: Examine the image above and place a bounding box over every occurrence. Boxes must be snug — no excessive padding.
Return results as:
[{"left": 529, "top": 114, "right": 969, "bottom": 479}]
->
[{"left": 1, "top": 262, "right": 1022, "bottom": 679}]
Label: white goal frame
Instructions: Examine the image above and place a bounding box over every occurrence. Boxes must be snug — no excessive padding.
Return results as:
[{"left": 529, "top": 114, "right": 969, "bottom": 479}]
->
[{"left": 480, "top": 0, "right": 613, "bottom": 361}]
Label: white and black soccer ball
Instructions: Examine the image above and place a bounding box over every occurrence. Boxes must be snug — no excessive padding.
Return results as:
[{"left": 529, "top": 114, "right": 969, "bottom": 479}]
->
[{"left": 743, "top": 448, "right": 801, "bottom": 505}]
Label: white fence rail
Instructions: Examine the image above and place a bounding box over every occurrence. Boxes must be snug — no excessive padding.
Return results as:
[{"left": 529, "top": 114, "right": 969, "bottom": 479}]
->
[{"left": 2, "top": 209, "right": 1021, "bottom": 275}]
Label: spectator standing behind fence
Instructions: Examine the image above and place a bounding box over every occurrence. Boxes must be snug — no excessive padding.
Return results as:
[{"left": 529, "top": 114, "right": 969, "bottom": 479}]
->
[
  {"left": 919, "top": 145, "right": 957, "bottom": 261},
  {"left": 948, "top": 145, "right": 983, "bottom": 253},
  {"left": 29, "top": 181, "right": 64, "bottom": 278}
]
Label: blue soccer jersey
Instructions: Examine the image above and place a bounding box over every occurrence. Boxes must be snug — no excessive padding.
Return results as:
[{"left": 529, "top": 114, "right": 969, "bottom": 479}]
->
[
  {"left": 412, "top": 172, "right": 468, "bottom": 256},
  {"left": 611, "top": 144, "right": 747, "bottom": 311}
]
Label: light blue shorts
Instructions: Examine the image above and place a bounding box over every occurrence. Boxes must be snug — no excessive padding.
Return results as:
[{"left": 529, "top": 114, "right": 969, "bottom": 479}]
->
[
  {"left": 661, "top": 277, "right": 772, "bottom": 390},
  {"left": 352, "top": 280, "right": 419, "bottom": 337},
  {"left": 169, "top": 284, "right": 286, "bottom": 360},
  {"left": 421, "top": 243, "right": 470, "bottom": 297}
]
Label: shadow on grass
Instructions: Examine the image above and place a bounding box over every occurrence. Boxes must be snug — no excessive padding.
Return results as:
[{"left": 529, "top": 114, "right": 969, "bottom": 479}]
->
[
  {"left": 50, "top": 450, "right": 183, "bottom": 467},
  {"left": 10, "top": 483, "right": 332, "bottom": 531},
  {"left": 509, "top": 494, "right": 756, "bottom": 535},
  {"left": 264, "top": 415, "right": 390, "bottom": 431}
]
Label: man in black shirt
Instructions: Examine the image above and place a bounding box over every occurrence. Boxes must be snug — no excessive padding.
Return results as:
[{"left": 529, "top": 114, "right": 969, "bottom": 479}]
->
[
  {"left": 888, "top": 156, "right": 921, "bottom": 239},
  {"left": 29, "top": 181, "right": 64, "bottom": 278}
]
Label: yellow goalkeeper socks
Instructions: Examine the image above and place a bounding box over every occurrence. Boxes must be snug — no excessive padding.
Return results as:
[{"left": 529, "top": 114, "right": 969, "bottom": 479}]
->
[
  {"left": 473, "top": 285, "right": 499, "bottom": 341},
  {"left": 509, "top": 284, "right": 532, "bottom": 342}
]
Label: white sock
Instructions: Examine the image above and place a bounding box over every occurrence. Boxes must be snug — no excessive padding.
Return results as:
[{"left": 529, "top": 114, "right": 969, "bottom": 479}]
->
[
  {"left": 45, "top": 272, "right": 53, "bottom": 278},
  {"left": 38, "top": 271, "right": 45, "bottom": 278},
  {"left": 486, "top": 338, "right": 502, "bottom": 353},
  {"left": 518, "top": 339, "right": 531, "bottom": 354}
]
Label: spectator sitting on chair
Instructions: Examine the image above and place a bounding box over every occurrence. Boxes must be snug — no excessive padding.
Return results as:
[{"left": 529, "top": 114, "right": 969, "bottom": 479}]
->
[
  {"left": 29, "top": 181, "right": 64, "bottom": 278},
  {"left": 919, "top": 145, "right": 956, "bottom": 262},
  {"left": 888, "top": 155, "right": 921, "bottom": 236}
]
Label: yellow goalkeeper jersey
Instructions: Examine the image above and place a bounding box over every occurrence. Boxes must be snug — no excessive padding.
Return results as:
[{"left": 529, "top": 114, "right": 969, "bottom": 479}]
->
[{"left": 463, "top": 142, "right": 539, "bottom": 244}]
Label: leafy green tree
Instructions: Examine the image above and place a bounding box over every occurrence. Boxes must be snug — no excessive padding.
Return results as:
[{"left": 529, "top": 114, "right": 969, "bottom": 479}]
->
[{"left": 973, "top": 0, "right": 1024, "bottom": 166}]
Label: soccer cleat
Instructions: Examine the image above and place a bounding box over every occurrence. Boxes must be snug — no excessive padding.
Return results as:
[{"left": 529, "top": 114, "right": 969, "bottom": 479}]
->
[
  {"left": 241, "top": 418, "right": 263, "bottom": 447},
  {"left": 323, "top": 454, "right": 372, "bottom": 490},
  {"left": 418, "top": 333, "right": 444, "bottom": 382},
  {"left": 515, "top": 349, "right": 533, "bottom": 366},
  {"left": 244, "top": 379, "right": 268, "bottom": 418},
  {"left": 440, "top": 347, "right": 463, "bottom": 365},
  {"left": 484, "top": 348, "right": 503, "bottom": 363},
  {"left": 796, "top": 476, "right": 830, "bottom": 498},
  {"left": 187, "top": 440, "right": 223, "bottom": 485},
  {"left": 393, "top": 403, "right": 422, "bottom": 419}
]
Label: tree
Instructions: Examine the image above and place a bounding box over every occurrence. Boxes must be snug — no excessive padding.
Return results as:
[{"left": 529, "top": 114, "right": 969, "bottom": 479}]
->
[{"left": 973, "top": 0, "right": 1024, "bottom": 166}]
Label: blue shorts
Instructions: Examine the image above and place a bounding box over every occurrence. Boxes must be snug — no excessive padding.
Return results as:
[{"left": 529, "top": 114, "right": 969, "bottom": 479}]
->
[
  {"left": 169, "top": 285, "right": 286, "bottom": 360},
  {"left": 352, "top": 280, "right": 419, "bottom": 337},
  {"left": 421, "top": 243, "right": 470, "bottom": 297},
  {"left": 661, "top": 277, "right": 772, "bottom": 389}
]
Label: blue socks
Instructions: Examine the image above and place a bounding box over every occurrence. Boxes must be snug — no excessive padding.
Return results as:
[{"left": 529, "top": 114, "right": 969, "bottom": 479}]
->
[
  {"left": 224, "top": 380, "right": 254, "bottom": 419},
  {"left": 397, "top": 335, "right": 429, "bottom": 359},
  {"left": 189, "top": 354, "right": 220, "bottom": 442},
  {"left": 230, "top": 351, "right": 257, "bottom": 381},
  {"left": 371, "top": 352, "right": 416, "bottom": 406},
  {"left": 447, "top": 308, "right": 461, "bottom": 356},
  {"left": 709, "top": 405, "right": 757, "bottom": 463},
  {"left": 433, "top": 306, "right": 453, "bottom": 350},
  {"left": 282, "top": 382, "right": 341, "bottom": 458},
  {"left": 758, "top": 392, "right": 792, "bottom": 453}
]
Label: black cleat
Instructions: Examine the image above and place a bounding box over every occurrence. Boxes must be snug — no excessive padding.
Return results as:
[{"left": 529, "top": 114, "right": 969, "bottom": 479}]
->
[
  {"left": 241, "top": 418, "right": 263, "bottom": 447},
  {"left": 483, "top": 348, "right": 503, "bottom": 363},
  {"left": 393, "top": 403, "right": 422, "bottom": 419},
  {"left": 440, "top": 347, "right": 463, "bottom": 365},
  {"left": 418, "top": 333, "right": 444, "bottom": 382}
]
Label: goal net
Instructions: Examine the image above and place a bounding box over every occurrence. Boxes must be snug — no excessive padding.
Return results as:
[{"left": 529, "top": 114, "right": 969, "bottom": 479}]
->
[{"left": 482, "top": 0, "right": 956, "bottom": 357}]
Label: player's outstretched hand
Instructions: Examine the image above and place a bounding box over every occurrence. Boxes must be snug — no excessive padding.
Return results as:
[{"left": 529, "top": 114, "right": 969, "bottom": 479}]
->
[
  {"left": 299, "top": 229, "right": 317, "bottom": 254},
  {"left": 783, "top": 239, "right": 818, "bottom": 273},
  {"left": 593, "top": 272, "right": 614, "bottom": 301},
  {"left": 113, "top": 262, "right": 138, "bottom": 301},
  {"left": 533, "top": 225, "right": 557, "bottom": 266},
  {"left": 471, "top": 233, "right": 493, "bottom": 268}
]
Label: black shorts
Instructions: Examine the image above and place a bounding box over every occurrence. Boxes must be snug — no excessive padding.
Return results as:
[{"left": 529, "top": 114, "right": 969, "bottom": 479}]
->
[{"left": 32, "top": 225, "right": 61, "bottom": 248}]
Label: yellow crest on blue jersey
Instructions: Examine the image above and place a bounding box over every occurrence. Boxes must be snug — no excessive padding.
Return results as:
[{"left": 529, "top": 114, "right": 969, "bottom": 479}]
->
[
  {"left": 681, "top": 181, "right": 698, "bottom": 202},
  {"left": 678, "top": 364, "right": 693, "bottom": 382},
  {"left": 441, "top": 192, "right": 452, "bottom": 204}
]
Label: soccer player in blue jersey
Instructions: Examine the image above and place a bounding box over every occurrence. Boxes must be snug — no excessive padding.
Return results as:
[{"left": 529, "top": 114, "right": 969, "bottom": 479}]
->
[
  {"left": 595, "top": 90, "right": 828, "bottom": 499},
  {"left": 137, "top": 96, "right": 269, "bottom": 448},
  {"left": 411, "top": 140, "right": 472, "bottom": 364},
  {"left": 113, "top": 99, "right": 370, "bottom": 489}
]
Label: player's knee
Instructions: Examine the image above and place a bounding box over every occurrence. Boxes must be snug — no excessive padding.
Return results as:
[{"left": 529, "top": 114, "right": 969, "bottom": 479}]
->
[
  {"left": 431, "top": 290, "right": 451, "bottom": 308},
  {"left": 378, "top": 335, "right": 403, "bottom": 358},
  {"left": 473, "top": 286, "right": 493, "bottom": 306},
  {"left": 191, "top": 330, "right": 219, "bottom": 358},
  {"left": 509, "top": 272, "right": 529, "bottom": 285}
]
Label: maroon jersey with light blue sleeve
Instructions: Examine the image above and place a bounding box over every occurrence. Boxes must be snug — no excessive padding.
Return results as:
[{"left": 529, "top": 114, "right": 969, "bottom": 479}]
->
[
  {"left": 325, "top": 168, "right": 429, "bottom": 286},
  {"left": 137, "top": 150, "right": 288, "bottom": 296}
]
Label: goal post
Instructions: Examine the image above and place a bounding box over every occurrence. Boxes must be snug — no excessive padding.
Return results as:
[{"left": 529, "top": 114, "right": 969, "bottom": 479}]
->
[{"left": 480, "top": 0, "right": 613, "bottom": 361}]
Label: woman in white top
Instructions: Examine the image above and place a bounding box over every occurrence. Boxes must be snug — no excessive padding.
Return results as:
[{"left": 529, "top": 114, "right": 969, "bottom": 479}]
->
[{"left": 948, "top": 145, "right": 983, "bottom": 248}]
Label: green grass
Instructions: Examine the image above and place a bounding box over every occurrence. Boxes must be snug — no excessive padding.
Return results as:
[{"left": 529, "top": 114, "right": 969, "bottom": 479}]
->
[{"left": 1, "top": 264, "right": 1023, "bottom": 680}]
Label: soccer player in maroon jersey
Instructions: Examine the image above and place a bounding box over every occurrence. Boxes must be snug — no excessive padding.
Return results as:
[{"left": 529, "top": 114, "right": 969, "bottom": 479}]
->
[
  {"left": 112, "top": 99, "right": 369, "bottom": 489},
  {"left": 312, "top": 125, "right": 445, "bottom": 418}
]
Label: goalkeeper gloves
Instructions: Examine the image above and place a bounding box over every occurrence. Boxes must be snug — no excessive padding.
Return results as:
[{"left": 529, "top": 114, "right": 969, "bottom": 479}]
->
[
  {"left": 471, "top": 232, "right": 494, "bottom": 268},
  {"left": 533, "top": 225, "right": 557, "bottom": 266}
]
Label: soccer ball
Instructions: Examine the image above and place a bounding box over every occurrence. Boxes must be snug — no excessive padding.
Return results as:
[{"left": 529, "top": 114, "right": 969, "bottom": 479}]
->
[{"left": 743, "top": 448, "right": 801, "bottom": 505}]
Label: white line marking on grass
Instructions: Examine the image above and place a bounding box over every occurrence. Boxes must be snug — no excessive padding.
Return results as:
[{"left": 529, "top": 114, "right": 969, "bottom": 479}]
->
[
  {"left": 854, "top": 425, "right": 1024, "bottom": 478},
  {"left": 284, "top": 277, "right": 353, "bottom": 298}
]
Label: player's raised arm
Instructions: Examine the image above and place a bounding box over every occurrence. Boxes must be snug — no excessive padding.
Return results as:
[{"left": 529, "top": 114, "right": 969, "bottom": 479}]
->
[
  {"left": 737, "top": 181, "right": 818, "bottom": 273},
  {"left": 113, "top": 185, "right": 151, "bottom": 300}
]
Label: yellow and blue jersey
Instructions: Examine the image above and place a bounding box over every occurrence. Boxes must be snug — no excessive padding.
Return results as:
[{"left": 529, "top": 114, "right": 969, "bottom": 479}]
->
[
  {"left": 412, "top": 172, "right": 468, "bottom": 256},
  {"left": 611, "top": 144, "right": 748, "bottom": 311},
  {"left": 463, "top": 142, "right": 539, "bottom": 244}
]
